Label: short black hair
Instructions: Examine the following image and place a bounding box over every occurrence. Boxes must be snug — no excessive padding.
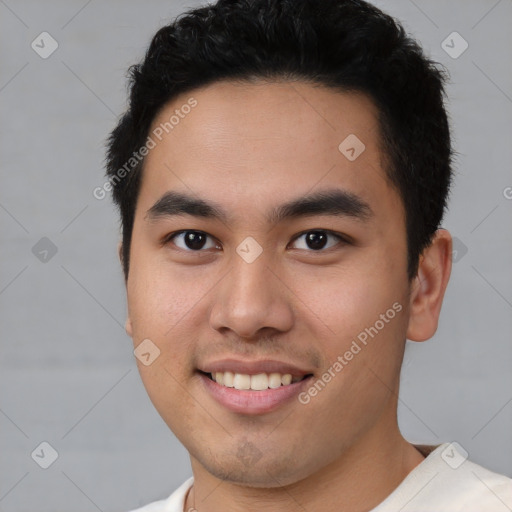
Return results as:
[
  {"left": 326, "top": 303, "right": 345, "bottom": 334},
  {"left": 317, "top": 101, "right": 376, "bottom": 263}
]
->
[{"left": 106, "top": 0, "right": 453, "bottom": 280}]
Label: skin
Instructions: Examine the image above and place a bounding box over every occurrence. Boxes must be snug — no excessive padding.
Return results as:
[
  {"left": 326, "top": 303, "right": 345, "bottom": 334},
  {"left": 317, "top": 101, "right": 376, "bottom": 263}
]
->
[{"left": 122, "top": 80, "right": 452, "bottom": 512}]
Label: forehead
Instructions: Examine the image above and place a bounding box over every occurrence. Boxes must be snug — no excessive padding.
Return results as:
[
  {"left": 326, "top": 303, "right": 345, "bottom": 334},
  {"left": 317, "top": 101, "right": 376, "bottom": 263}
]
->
[{"left": 137, "top": 80, "right": 399, "bottom": 225}]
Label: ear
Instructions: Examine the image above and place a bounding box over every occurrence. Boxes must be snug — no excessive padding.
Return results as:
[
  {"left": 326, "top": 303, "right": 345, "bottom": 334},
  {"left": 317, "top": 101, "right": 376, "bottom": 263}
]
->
[
  {"left": 117, "top": 240, "right": 124, "bottom": 267},
  {"left": 118, "top": 240, "right": 133, "bottom": 337},
  {"left": 406, "top": 229, "right": 452, "bottom": 342},
  {"left": 125, "top": 316, "right": 133, "bottom": 337}
]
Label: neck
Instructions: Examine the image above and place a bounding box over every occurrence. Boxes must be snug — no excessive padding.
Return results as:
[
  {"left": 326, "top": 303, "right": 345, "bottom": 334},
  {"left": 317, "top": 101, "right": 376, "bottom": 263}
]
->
[{"left": 184, "top": 411, "right": 425, "bottom": 512}]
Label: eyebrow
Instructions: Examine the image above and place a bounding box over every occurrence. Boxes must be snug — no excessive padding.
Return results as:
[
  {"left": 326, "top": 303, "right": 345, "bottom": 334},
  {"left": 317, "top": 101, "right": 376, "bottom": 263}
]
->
[{"left": 145, "top": 188, "right": 373, "bottom": 225}]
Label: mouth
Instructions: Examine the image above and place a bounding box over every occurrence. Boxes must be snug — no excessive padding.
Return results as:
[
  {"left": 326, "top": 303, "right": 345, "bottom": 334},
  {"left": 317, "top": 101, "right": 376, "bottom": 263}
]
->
[
  {"left": 199, "top": 370, "right": 312, "bottom": 390},
  {"left": 197, "top": 370, "right": 314, "bottom": 414}
]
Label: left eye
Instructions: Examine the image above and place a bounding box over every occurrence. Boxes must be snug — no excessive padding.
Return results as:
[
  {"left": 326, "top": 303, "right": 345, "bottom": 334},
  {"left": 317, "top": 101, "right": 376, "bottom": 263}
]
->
[{"left": 290, "top": 230, "right": 344, "bottom": 251}]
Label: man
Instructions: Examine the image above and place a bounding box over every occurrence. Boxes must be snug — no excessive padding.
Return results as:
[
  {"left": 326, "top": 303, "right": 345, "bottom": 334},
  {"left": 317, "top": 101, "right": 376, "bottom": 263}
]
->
[{"left": 105, "top": 0, "right": 512, "bottom": 510}]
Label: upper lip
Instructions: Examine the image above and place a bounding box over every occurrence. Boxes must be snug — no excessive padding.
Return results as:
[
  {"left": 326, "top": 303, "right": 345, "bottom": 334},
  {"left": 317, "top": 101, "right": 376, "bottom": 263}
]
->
[{"left": 199, "top": 359, "right": 314, "bottom": 377}]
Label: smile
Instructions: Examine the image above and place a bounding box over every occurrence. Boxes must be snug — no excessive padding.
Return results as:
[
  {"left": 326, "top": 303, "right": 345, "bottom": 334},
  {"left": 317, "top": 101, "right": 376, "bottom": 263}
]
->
[
  {"left": 198, "top": 370, "right": 314, "bottom": 414},
  {"left": 208, "top": 371, "right": 307, "bottom": 390}
]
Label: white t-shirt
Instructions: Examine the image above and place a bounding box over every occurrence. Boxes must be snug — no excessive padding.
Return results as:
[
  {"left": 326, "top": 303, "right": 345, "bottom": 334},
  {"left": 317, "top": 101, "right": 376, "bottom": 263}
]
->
[{"left": 129, "top": 442, "right": 512, "bottom": 512}]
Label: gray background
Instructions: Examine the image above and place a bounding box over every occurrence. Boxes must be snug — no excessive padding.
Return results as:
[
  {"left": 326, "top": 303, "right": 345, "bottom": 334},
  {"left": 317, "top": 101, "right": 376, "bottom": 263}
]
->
[{"left": 1, "top": 0, "right": 511, "bottom": 511}]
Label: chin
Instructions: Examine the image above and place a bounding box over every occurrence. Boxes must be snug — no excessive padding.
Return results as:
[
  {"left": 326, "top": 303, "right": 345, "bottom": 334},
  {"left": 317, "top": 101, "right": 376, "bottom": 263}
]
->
[{"left": 193, "top": 446, "right": 314, "bottom": 488}]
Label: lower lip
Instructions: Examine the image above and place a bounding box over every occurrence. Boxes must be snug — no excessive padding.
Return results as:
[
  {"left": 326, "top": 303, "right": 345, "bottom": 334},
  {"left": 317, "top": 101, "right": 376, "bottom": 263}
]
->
[{"left": 199, "top": 372, "right": 313, "bottom": 415}]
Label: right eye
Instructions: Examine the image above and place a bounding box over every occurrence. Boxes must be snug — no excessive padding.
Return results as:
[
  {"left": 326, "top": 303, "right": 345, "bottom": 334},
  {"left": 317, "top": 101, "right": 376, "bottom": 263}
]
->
[{"left": 164, "top": 230, "right": 221, "bottom": 252}]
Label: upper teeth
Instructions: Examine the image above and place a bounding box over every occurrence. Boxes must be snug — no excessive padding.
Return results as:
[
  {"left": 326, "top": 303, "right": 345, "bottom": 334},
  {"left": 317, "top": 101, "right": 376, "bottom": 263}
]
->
[{"left": 211, "top": 371, "right": 302, "bottom": 390}]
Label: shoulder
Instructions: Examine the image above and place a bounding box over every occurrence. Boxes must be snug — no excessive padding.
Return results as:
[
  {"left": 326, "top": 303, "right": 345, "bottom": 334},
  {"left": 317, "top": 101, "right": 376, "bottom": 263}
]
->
[
  {"left": 375, "top": 442, "right": 512, "bottom": 511},
  {"left": 127, "top": 477, "right": 194, "bottom": 512},
  {"left": 436, "top": 452, "right": 512, "bottom": 509}
]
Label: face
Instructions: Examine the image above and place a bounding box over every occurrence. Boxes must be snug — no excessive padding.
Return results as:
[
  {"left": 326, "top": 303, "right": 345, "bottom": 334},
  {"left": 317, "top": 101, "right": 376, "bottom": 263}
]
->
[{"left": 125, "top": 81, "right": 413, "bottom": 487}]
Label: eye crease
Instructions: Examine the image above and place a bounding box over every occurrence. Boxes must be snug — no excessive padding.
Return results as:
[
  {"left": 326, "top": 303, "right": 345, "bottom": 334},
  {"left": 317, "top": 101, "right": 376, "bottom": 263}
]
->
[
  {"left": 291, "top": 230, "right": 345, "bottom": 251},
  {"left": 164, "top": 230, "right": 220, "bottom": 251},
  {"left": 163, "top": 229, "right": 348, "bottom": 252}
]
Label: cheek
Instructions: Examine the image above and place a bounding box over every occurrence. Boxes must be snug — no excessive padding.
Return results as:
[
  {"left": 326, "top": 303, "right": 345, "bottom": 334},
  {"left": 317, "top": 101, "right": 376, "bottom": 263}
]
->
[
  {"left": 127, "top": 253, "right": 204, "bottom": 337},
  {"left": 126, "top": 256, "right": 218, "bottom": 383},
  {"left": 289, "top": 257, "right": 409, "bottom": 400},
  {"left": 290, "top": 262, "right": 403, "bottom": 343}
]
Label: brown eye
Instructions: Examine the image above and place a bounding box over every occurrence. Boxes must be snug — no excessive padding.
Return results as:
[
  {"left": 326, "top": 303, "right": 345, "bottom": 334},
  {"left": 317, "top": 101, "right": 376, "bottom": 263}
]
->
[
  {"left": 290, "top": 230, "right": 345, "bottom": 251},
  {"left": 167, "top": 231, "right": 219, "bottom": 251}
]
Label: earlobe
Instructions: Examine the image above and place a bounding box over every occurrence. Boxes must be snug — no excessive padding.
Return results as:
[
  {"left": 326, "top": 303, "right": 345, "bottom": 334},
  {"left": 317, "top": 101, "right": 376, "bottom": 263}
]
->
[
  {"left": 117, "top": 240, "right": 124, "bottom": 266},
  {"left": 125, "top": 316, "right": 133, "bottom": 337},
  {"left": 406, "top": 229, "right": 452, "bottom": 342},
  {"left": 119, "top": 240, "right": 132, "bottom": 337}
]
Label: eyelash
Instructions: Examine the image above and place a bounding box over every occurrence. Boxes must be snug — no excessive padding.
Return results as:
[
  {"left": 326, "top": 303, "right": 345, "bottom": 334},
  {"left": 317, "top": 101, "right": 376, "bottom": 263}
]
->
[{"left": 162, "top": 229, "right": 349, "bottom": 253}]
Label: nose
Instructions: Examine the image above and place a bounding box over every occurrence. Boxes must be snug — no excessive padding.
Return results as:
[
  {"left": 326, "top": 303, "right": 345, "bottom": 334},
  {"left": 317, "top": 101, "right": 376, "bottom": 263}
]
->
[{"left": 209, "top": 251, "right": 294, "bottom": 339}]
